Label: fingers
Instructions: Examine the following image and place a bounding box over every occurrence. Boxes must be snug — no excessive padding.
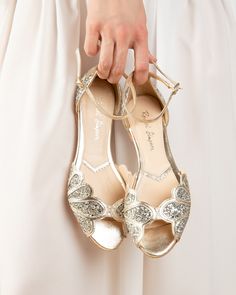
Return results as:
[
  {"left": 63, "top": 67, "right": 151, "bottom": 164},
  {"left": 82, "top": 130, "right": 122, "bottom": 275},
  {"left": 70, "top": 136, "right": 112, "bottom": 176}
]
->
[
  {"left": 107, "top": 28, "right": 129, "bottom": 83},
  {"left": 84, "top": 23, "right": 156, "bottom": 86},
  {"left": 84, "top": 6, "right": 155, "bottom": 85},
  {"left": 107, "top": 45, "right": 128, "bottom": 84},
  {"left": 133, "top": 28, "right": 149, "bottom": 85},
  {"left": 97, "top": 32, "right": 115, "bottom": 79},
  {"left": 84, "top": 22, "right": 100, "bottom": 56}
]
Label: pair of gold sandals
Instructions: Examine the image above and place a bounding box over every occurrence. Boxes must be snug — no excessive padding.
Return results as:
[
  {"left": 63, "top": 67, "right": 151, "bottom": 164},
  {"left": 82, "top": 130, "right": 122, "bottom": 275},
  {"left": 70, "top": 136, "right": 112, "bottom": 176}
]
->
[{"left": 67, "top": 53, "right": 191, "bottom": 258}]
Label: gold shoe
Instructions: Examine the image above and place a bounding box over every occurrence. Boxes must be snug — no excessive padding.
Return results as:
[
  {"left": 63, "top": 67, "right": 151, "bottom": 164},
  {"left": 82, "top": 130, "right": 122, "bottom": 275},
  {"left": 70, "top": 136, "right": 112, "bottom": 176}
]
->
[
  {"left": 122, "top": 61, "right": 191, "bottom": 257},
  {"left": 67, "top": 52, "right": 136, "bottom": 250}
]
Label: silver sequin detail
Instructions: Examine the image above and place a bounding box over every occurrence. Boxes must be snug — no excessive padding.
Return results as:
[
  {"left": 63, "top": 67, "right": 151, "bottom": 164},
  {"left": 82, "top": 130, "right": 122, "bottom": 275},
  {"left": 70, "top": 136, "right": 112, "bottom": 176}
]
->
[
  {"left": 126, "top": 222, "right": 141, "bottom": 239},
  {"left": 76, "top": 72, "right": 95, "bottom": 101},
  {"left": 125, "top": 192, "right": 136, "bottom": 206},
  {"left": 68, "top": 167, "right": 103, "bottom": 235},
  {"left": 175, "top": 217, "right": 188, "bottom": 235},
  {"left": 77, "top": 184, "right": 93, "bottom": 199},
  {"left": 115, "top": 202, "right": 124, "bottom": 219},
  {"left": 68, "top": 183, "right": 93, "bottom": 199},
  {"left": 120, "top": 85, "right": 130, "bottom": 115},
  {"left": 68, "top": 174, "right": 82, "bottom": 190},
  {"left": 159, "top": 177, "right": 191, "bottom": 235},
  {"left": 124, "top": 174, "right": 191, "bottom": 240},
  {"left": 76, "top": 216, "right": 94, "bottom": 236},
  {"left": 125, "top": 205, "right": 153, "bottom": 224},
  {"left": 68, "top": 167, "right": 125, "bottom": 236},
  {"left": 162, "top": 201, "right": 190, "bottom": 221},
  {"left": 72, "top": 200, "right": 105, "bottom": 219},
  {"left": 175, "top": 186, "right": 190, "bottom": 202}
]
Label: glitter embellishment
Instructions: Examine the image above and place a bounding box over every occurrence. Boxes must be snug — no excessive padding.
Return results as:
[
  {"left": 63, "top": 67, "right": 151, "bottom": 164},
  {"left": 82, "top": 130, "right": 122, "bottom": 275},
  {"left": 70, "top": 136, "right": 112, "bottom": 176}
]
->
[
  {"left": 161, "top": 201, "right": 190, "bottom": 221},
  {"left": 124, "top": 173, "right": 191, "bottom": 241},
  {"left": 67, "top": 166, "right": 125, "bottom": 236},
  {"left": 124, "top": 204, "right": 153, "bottom": 224},
  {"left": 75, "top": 71, "right": 96, "bottom": 101}
]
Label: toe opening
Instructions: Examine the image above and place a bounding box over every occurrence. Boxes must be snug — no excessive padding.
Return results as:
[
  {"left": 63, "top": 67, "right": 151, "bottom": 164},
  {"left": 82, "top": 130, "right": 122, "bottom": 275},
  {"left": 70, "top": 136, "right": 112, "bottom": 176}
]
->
[
  {"left": 91, "top": 218, "right": 124, "bottom": 250},
  {"left": 139, "top": 220, "right": 176, "bottom": 257}
]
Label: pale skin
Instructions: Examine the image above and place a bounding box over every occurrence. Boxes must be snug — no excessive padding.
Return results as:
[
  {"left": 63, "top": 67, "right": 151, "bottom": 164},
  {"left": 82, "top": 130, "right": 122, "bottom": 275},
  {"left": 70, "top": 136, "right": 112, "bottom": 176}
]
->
[{"left": 84, "top": 0, "right": 156, "bottom": 85}]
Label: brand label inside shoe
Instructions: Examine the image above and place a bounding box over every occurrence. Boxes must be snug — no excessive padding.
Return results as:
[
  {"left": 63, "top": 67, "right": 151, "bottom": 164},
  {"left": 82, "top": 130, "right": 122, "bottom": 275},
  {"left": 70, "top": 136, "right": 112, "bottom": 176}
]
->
[
  {"left": 142, "top": 111, "right": 155, "bottom": 151},
  {"left": 94, "top": 108, "right": 104, "bottom": 141}
]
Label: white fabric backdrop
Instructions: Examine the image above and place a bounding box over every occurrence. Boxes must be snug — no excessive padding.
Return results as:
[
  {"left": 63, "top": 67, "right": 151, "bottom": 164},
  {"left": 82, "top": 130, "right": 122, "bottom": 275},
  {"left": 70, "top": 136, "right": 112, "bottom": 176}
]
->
[{"left": 0, "top": 0, "right": 235, "bottom": 294}]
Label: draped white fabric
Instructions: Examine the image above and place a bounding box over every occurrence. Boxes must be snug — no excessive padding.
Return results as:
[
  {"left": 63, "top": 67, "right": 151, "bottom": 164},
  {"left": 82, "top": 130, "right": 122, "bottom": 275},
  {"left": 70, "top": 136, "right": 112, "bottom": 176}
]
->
[{"left": 0, "top": 0, "right": 235, "bottom": 294}]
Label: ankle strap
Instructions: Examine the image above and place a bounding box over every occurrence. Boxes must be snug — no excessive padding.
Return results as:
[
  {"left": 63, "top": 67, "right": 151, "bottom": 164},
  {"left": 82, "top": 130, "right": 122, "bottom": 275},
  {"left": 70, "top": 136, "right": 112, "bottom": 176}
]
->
[
  {"left": 124, "top": 61, "right": 182, "bottom": 123},
  {"left": 76, "top": 68, "right": 137, "bottom": 120},
  {"left": 146, "top": 64, "right": 181, "bottom": 123}
]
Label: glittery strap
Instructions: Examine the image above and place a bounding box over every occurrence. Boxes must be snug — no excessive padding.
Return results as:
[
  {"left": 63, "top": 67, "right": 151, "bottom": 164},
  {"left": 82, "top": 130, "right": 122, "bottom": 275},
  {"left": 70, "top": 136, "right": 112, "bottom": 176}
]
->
[{"left": 124, "top": 172, "right": 191, "bottom": 244}]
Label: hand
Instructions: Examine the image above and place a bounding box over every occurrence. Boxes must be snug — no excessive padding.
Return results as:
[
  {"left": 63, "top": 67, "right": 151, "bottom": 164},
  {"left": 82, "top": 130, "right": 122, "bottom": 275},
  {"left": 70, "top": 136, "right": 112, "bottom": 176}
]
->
[{"left": 84, "top": 0, "right": 156, "bottom": 85}]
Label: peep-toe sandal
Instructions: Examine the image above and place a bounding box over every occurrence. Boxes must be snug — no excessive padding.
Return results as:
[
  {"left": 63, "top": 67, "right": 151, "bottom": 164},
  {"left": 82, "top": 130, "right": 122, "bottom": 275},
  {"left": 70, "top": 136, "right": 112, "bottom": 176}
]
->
[
  {"left": 67, "top": 53, "right": 136, "bottom": 250},
  {"left": 122, "top": 62, "right": 191, "bottom": 257}
]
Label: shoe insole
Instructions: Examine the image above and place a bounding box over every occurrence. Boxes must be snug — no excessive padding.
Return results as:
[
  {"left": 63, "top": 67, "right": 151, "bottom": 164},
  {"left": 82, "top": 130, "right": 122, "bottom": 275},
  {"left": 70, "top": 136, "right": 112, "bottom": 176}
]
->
[{"left": 75, "top": 77, "right": 124, "bottom": 205}]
